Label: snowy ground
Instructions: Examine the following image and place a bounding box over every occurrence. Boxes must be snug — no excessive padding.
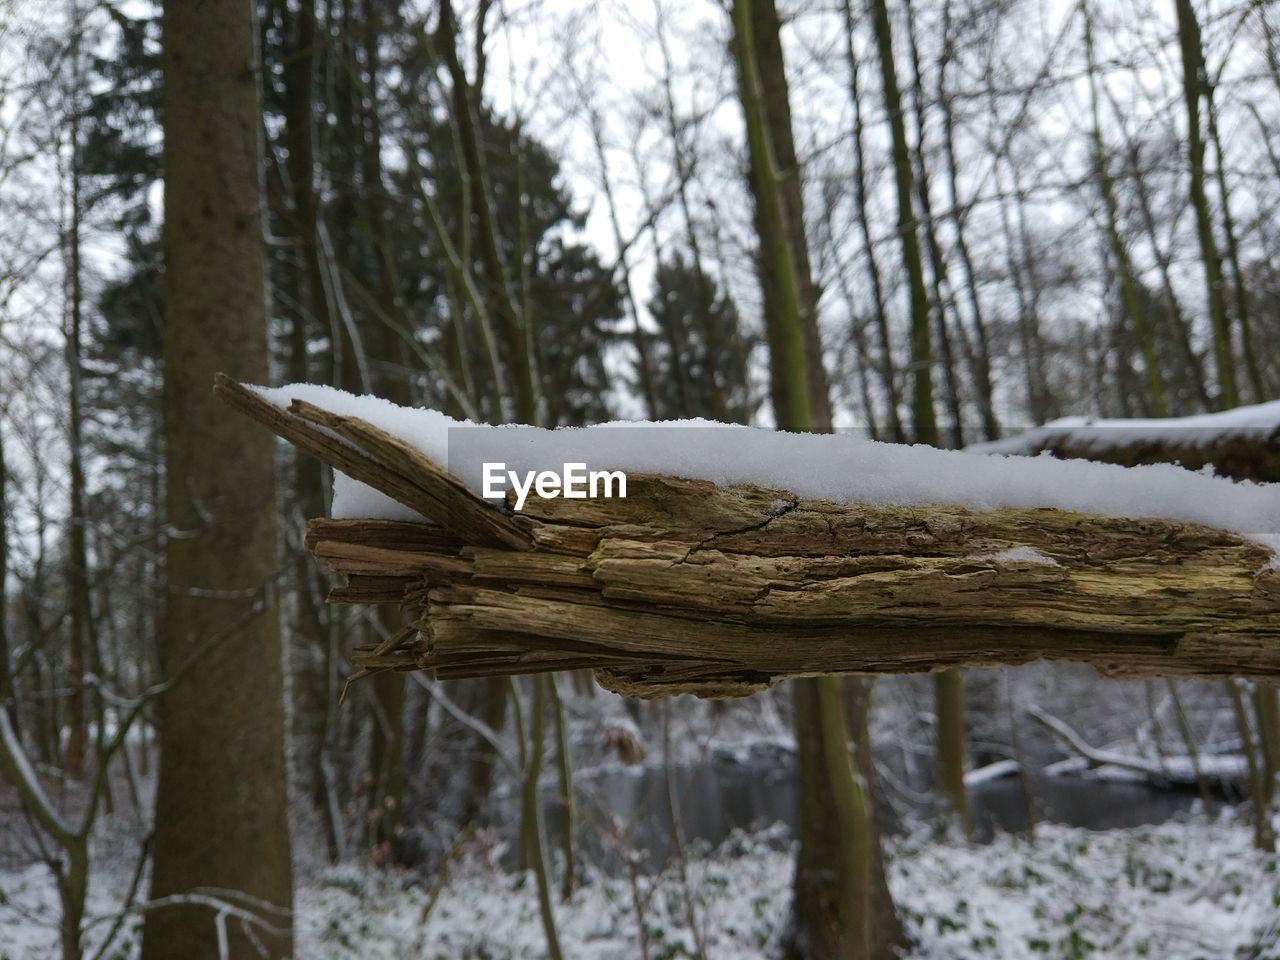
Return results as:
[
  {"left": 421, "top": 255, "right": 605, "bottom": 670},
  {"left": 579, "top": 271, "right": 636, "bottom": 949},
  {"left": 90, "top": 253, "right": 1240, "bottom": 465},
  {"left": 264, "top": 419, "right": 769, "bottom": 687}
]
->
[{"left": 4, "top": 817, "right": 1278, "bottom": 959}]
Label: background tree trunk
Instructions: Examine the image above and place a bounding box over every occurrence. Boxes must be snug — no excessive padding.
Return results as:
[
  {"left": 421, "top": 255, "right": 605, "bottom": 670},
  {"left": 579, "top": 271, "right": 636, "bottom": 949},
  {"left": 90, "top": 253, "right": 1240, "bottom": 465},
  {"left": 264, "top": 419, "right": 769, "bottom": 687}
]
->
[
  {"left": 731, "top": 3, "right": 904, "bottom": 955},
  {"left": 0, "top": 416, "right": 10, "bottom": 728},
  {"left": 1174, "top": 0, "right": 1237, "bottom": 409},
  {"left": 868, "top": 0, "right": 969, "bottom": 839},
  {"left": 141, "top": 0, "right": 294, "bottom": 955},
  {"left": 1083, "top": 0, "right": 1167, "bottom": 416}
]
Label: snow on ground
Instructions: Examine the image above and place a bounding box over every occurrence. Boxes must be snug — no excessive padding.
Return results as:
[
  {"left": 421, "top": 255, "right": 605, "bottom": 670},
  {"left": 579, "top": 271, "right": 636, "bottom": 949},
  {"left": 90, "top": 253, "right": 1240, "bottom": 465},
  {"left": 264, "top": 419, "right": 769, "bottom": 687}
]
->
[
  {"left": 5, "top": 819, "right": 1277, "bottom": 959},
  {"left": 253, "top": 383, "right": 1280, "bottom": 539},
  {"left": 967, "top": 400, "right": 1280, "bottom": 457}
]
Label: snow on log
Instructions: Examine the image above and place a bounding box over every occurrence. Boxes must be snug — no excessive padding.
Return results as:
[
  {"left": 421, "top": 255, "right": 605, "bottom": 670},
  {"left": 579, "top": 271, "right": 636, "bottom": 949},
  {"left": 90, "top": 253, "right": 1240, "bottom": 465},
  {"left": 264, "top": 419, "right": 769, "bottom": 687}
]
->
[
  {"left": 968, "top": 401, "right": 1280, "bottom": 482},
  {"left": 216, "top": 376, "right": 1280, "bottom": 699}
]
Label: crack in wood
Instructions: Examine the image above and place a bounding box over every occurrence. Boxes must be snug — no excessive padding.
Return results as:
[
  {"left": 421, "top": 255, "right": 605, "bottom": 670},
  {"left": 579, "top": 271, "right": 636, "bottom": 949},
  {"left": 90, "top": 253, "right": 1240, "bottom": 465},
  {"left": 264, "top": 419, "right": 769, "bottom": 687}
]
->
[{"left": 215, "top": 376, "right": 1280, "bottom": 698}]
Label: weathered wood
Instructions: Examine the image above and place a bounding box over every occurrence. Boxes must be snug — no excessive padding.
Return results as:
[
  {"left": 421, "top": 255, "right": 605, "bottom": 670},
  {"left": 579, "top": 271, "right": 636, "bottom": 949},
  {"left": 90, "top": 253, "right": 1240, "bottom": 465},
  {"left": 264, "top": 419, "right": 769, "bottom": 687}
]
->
[
  {"left": 214, "top": 375, "right": 532, "bottom": 550},
  {"left": 220, "top": 378, "right": 1280, "bottom": 698},
  {"left": 976, "top": 423, "right": 1280, "bottom": 483}
]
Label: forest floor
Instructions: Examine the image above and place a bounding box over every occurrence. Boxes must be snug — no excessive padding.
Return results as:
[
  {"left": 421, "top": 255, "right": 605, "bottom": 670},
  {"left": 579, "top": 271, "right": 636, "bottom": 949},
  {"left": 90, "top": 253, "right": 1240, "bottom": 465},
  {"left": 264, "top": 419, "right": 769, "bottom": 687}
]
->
[{"left": 1, "top": 815, "right": 1276, "bottom": 959}]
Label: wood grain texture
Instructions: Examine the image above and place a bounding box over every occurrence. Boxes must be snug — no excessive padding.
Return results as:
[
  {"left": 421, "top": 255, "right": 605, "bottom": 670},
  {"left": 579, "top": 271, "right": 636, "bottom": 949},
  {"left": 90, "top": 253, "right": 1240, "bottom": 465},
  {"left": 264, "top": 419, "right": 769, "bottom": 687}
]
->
[{"left": 219, "top": 378, "right": 1280, "bottom": 698}]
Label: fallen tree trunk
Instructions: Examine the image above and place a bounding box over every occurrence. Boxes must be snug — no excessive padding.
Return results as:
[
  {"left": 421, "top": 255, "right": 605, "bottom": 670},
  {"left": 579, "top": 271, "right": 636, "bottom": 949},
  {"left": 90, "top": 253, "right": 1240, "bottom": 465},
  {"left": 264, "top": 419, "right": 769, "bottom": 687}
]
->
[
  {"left": 1030, "top": 707, "right": 1247, "bottom": 785},
  {"left": 968, "top": 418, "right": 1280, "bottom": 482},
  {"left": 217, "top": 376, "right": 1280, "bottom": 698}
]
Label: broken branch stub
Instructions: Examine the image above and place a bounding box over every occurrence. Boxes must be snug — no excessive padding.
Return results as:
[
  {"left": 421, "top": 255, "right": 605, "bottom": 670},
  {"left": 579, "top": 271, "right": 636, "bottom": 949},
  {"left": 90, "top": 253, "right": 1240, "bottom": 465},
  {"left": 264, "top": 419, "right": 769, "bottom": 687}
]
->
[{"left": 216, "top": 375, "right": 1280, "bottom": 699}]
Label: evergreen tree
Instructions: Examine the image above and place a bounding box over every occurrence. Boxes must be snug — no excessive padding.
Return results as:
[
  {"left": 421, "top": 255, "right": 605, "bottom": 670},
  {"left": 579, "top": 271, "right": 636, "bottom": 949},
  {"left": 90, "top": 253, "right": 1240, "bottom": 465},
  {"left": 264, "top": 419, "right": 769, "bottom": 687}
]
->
[
  {"left": 645, "top": 254, "right": 756, "bottom": 423},
  {"left": 386, "top": 103, "right": 625, "bottom": 425}
]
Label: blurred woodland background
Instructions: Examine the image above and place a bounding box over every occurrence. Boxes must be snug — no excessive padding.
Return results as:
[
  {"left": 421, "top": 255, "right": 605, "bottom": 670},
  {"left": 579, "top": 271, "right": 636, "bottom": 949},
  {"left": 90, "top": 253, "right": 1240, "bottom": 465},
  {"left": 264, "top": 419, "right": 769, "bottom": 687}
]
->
[{"left": 1, "top": 0, "right": 1280, "bottom": 957}]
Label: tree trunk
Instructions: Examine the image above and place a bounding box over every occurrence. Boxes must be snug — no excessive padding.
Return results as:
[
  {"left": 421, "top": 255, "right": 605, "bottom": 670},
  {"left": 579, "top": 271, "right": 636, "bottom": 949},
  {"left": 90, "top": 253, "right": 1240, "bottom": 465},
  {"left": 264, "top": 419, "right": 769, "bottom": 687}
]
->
[
  {"left": 1174, "top": 0, "right": 1238, "bottom": 409},
  {"left": 63, "top": 10, "right": 89, "bottom": 782},
  {"left": 869, "top": 0, "right": 969, "bottom": 838},
  {"left": 1123, "top": 133, "right": 1211, "bottom": 409},
  {"left": 1206, "top": 96, "right": 1266, "bottom": 402},
  {"left": 903, "top": 0, "right": 964, "bottom": 449},
  {"left": 842, "top": 0, "right": 903, "bottom": 443},
  {"left": 937, "top": 0, "right": 998, "bottom": 441},
  {"left": 355, "top": 0, "right": 411, "bottom": 860},
  {"left": 933, "top": 670, "right": 970, "bottom": 835},
  {"left": 741, "top": 0, "right": 831, "bottom": 432},
  {"left": 1083, "top": 0, "right": 1167, "bottom": 416},
  {"left": 993, "top": 156, "right": 1053, "bottom": 423},
  {"left": 455, "top": 675, "right": 508, "bottom": 826},
  {"left": 1226, "top": 679, "right": 1273, "bottom": 851},
  {"left": 56, "top": 844, "right": 88, "bottom": 960},
  {"left": 869, "top": 0, "right": 936, "bottom": 449},
  {"left": 367, "top": 650, "right": 405, "bottom": 856},
  {"left": 279, "top": 0, "right": 344, "bottom": 864},
  {"left": 731, "top": 3, "right": 899, "bottom": 954},
  {"left": 438, "top": 0, "right": 537, "bottom": 424},
  {"left": 1255, "top": 684, "right": 1280, "bottom": 804},
  {"left": 142, "top": 0, "right": 294, "bottom": 954},
  {"left": 521, "top": 674, "right": 565, "bottom": 959},
  {"left": 0, "top": 414, "right": 11, "bottom": 726}
]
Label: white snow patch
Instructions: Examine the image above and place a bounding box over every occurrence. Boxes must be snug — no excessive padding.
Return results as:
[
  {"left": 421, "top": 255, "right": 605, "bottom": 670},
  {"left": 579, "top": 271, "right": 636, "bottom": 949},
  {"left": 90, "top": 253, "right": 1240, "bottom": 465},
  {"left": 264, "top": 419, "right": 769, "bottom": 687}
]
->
[
  {"left": 967, "top": 400, "right": 1280, "bottom": 456},
  {"left": 252, "top": 383, "right": 1280, "bottom": 543},
  {"left": 963, "top": 758, "right": 1021, "bottom": 786},
  {"left": 1043, "top": 753, "right": 1250, "bottom": 784},
  {"left": 5, "top": 820, "right": 1277, "bottom": 959},
  {"left": 968, "top": 546, "right": 1061, "bottom": 566},
  {"left": 1252, "top": 534, "right": 1280, "bottom": 572}
]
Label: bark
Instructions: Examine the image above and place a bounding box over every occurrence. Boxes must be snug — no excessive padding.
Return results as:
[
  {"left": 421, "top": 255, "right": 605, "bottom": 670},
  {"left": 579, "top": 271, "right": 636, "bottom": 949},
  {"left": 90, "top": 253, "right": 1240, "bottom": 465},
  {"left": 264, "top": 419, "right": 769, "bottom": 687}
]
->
[
  {"left": 981, "top": 424, "right": 1280, "bottom": 484},
  {"left": 841, "top": 0, "right": 904, "bottom": 443},
  {"left": 1165, "top": 679, "right": 1212, "bottom": 811},
  {"left": 790, "top": 677, "right": 872, "bottom": 957},
  {"left": 1005, "top": 674, "right": 1037, "bottom": 842},
  {"left": 1120, "top": 131, "right": 1211, "bottom": 409},
  {"left": 280, "top": 0, "right": 344, "bottom": 864},
  {"left": 937, "top": 0, "right": 998, "bottom": 441},
  {"left": 367, "top": 652, "right": 405, "bottom": 855},
  {"left": 437, "top": 0, "right": 538, "bottom": 423},
  {"left": 327, "top": 0, "right": 371, "bottom": 394},
  {"left": 868, "top": 0, "right": 936, "bottom": 448},
  {"left": 0, "top": 416, "right": 9, "bottom": 718},
  {"left": 738, "top": 0, "right": 830, "bottom": 432},
  {"left": 56, "top": 845, "right": 88, "bottom": 960},
  {"left": 1226, "top": 679, "right": 1273, "bottom": 851},
  {"left": 933, "top": 670, "right": 970, "bottom": 836},
  {"left": 1082, "top": 0, "right": 1167, "bottom": 416},
  {"left": 455, "top": 675, "right": 508, "bottom": 826},
  {"left": 1206, "top": 96, "right": 1266, "bottom": 402},
  {"left": 219, "top": 379, "right": 1280, "bottom": 690},
  {"left": 1255, "top": 684, "right": 1280, "bottom": 802},
  {"left": 903, "top": 0, "right": 963, "bottom": 448},
  {"left": 521, "top": 675, "right": 565, "bottom": 959},
  {"left": 872, "top": 0, "right": 970, "bottom": 838},
  {"left": 729, "top": 4, "right": 897, "bottom": 954},
  {"left": 142, "top": 0, "right": 293, "bottom": 954},
  {"left": 1005, "top": 159, "right": 1057, "bottom": 423},
  {"left": 548, "top": 674, "right": 575, "bottom": 901},
  {"left": 1174, "top": 0, "right": 1238, "bottom": 409},
  {"left": 63, "top": 11, "right": 89, "bottom": 782},
  {"left": 356, "top": 0, "right": 410, "bottom": 858}
]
